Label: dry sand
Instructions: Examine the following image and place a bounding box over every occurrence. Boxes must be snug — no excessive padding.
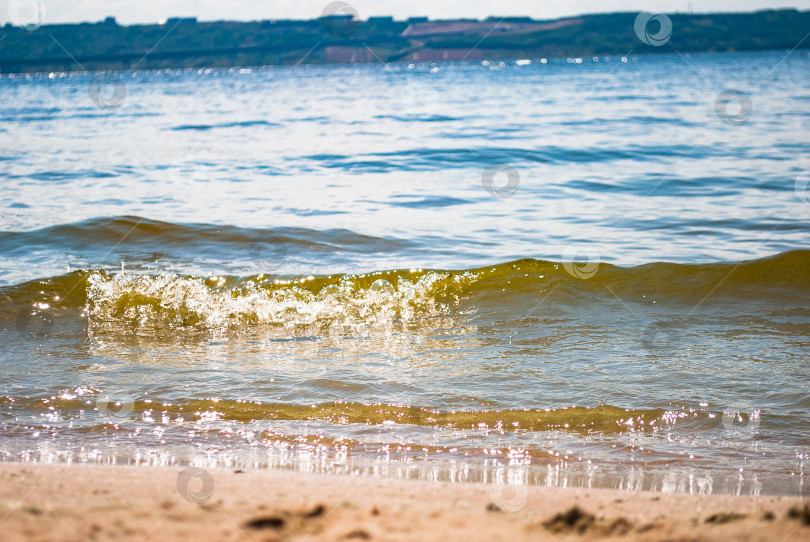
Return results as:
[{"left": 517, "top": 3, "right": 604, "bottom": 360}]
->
[{"left": 1, "top": 462, "right": 808, "bottom": 541}]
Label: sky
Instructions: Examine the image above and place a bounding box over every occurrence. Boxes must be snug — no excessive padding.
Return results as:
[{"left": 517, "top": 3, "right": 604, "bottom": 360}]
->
[{"left": 2, "top": 0, "right": 809, "bottom": 26}]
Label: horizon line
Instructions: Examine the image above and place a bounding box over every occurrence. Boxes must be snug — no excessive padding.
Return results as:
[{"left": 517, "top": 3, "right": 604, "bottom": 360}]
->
[{"left": 5, "top": 6, "right": 805, "bottom": 29}]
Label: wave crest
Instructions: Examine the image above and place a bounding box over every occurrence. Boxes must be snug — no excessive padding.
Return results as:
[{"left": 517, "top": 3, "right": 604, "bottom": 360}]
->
[{"left": 86, "top": 269, "right": 479, "bottom": 332}]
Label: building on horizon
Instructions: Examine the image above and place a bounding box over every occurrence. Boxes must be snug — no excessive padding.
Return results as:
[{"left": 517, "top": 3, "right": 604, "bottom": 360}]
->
[
  {"left": 166, "top": 17, "right": 197, "bottom": 25},
  {"left": 368, "top": 16, "right": 395, "bottom": 24}
]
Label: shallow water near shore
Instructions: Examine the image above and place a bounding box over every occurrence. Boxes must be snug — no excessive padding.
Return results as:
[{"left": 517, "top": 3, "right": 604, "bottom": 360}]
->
[{"left": 1, "top": 50, "right": 809, "bottom": 497}]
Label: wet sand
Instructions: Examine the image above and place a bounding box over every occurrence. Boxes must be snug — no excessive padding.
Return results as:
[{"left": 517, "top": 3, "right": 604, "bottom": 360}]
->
[{"left": 0, "top": 463, "right": 808, "bottom": 541}]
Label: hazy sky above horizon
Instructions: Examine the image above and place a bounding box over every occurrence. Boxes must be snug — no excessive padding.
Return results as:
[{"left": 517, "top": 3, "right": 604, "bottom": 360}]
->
[{"left": 2, "top": 0, "right": 809, "bottom": 26}]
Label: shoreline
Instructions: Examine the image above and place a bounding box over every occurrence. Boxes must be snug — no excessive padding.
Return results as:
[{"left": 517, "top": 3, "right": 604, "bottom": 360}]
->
[
  {"left": 3, "top": 10, "right": 809, "bottom": 74},
  {"left": 1, "top": 463, "right": 807, "bottom": 541}
]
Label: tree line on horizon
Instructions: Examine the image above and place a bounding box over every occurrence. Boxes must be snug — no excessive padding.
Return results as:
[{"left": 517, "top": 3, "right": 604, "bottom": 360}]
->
[{"left": 1, "top": 9, "right": 808, "bottom": 73}]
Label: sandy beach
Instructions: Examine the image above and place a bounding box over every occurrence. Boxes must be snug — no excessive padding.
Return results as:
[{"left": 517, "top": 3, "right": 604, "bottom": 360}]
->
[{"left": 1, "top": 463, "right": 807, "bottom": 541}]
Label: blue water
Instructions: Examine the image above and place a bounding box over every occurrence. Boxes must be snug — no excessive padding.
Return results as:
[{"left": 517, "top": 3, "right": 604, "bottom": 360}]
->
[
  {"left": 2, "top": 51, "right": 809, "bottom": 282},
  {"left": 0, "top": 50, "right": 809, "bottom": 496}
]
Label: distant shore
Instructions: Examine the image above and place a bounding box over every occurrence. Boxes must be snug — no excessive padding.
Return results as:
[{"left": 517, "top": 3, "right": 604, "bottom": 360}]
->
[
  {"left": 2, "top": 9, "right": 808, "bottom": 73},
  {"left": 1, "top": 462, "right": 807, "bottom": 541}
]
